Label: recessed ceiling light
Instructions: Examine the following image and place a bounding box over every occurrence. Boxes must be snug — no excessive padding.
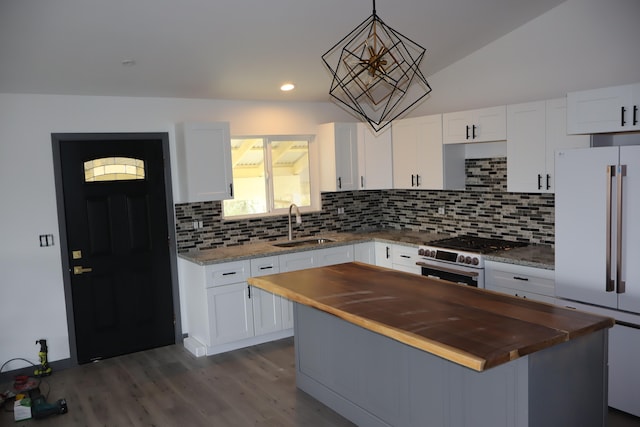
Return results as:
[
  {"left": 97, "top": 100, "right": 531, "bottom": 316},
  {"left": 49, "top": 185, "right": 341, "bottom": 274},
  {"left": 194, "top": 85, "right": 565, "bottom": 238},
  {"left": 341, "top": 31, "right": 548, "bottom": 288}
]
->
[
  {"left": 280, "top": 83, "right": 295, "bottom": 92},
  {"left": 121, "top": 59, "right": 136, "bottom": 66}
]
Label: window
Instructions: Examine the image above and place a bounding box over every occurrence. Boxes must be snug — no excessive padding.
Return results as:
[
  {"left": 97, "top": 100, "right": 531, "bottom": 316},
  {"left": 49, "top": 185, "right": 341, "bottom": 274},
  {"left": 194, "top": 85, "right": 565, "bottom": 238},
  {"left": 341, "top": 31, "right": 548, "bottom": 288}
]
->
[
  {"left": 223, "top": 135, "right": 318, "bottom": 218},
  {"left": 84, "top": 157, "right": 145, "bottom": 182}
]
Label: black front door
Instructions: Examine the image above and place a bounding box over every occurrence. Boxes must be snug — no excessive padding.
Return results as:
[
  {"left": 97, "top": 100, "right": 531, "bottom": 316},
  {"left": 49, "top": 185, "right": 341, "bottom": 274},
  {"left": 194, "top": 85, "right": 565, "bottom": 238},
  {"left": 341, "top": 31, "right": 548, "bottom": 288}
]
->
[{"left": 54, "top": 133, "right": 175, "bottom": 364}]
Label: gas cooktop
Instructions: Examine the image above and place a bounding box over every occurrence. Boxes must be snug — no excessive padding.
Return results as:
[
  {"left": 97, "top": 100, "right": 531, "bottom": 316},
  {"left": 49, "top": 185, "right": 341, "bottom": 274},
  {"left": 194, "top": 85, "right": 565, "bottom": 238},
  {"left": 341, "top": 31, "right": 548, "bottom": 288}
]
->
[{"left": 428, "top": 235, "right": 527, "bottom": 254}]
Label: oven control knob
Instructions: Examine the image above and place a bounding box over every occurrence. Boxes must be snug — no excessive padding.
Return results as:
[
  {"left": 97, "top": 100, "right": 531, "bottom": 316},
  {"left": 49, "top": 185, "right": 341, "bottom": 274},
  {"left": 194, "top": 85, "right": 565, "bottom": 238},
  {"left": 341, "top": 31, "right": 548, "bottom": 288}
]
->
[
  {"left": 418, "top": 248, "right": 425, "bottom": 256},
  {"left": 457, "top": 255, "right": 465, "bottom": 263},
  {"left": 472, "top": 257, "right": 479, "bottom": 266},
  {"left": 465, "top": 256, "right": 472, "bottom": 264},
  {"left": 429, "top": 250, "right": 436, "bottom": 258}
]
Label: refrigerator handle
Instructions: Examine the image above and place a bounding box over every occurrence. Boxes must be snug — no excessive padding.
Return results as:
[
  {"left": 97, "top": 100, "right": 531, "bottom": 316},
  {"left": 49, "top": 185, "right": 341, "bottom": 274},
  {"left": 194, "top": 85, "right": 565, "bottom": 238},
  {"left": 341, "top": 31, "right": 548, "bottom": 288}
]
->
[
  {"left": 606, "top": 165, "right": 615, "bottom": 292},
  {"left": 616, "top": 164, "right": 626, "bottom": 294}
]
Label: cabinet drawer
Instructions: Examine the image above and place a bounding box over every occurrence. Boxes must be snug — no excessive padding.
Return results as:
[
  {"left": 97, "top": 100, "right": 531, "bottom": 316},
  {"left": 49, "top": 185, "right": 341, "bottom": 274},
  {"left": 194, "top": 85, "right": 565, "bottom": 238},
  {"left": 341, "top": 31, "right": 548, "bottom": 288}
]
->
[
  {"left": 392, "top": 246, "right": 418, "bottom": 267},
  {"left": 486, "top": 283, "right": 555, "bottom": 304},
  {"left": 206, "top": 260, "right": 251, "bottom": 287},
  {"left": 485, "top": 261, "right": 554, "bottom": 297},
  {"left": 251, "top": 256, "right": 280, "bottom": 277}
]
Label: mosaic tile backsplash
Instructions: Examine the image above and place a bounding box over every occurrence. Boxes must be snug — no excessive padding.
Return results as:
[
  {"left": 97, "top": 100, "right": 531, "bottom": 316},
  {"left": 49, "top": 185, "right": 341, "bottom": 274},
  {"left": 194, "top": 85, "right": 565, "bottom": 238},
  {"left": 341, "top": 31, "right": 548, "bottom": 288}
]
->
[{"left": 175, "top": 157, "right": 555, "bottom": 253}]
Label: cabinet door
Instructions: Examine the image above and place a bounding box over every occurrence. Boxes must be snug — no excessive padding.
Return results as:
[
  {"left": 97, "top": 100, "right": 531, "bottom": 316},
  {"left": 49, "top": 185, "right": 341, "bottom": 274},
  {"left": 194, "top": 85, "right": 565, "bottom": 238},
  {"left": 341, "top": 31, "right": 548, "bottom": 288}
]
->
[
  {"left": 250, "top": 256, "right": 283, "bottom": 335},
  {"left": 392, "top": 117, "right": 420, "bottom": 189},
  {"left": 442, "top": 110, "right": 474, "bottom": 144},
  {"left": 318, "top": 123, "right": 358, "bottom": 191},
  {"left": 176, "top": 122, "right": 233, "bottom": 202},
  {"left": 475, "top": 106, "right": 507, "bottom": 143},
  {"left": 357, "top": 123, "right": 393, "bottom": 190},
  {"left": 354, "top": 242, "right": 375, "bottom": 265},
  {"left": 374, "top": 242, "right": 393, "bottom": 268},
  {"left": 443, "top": 106, "right": 506, "bottom": 144},
  {"left": 507, "top": 101, "right": 546, "bottom": 193},
  {"left": 544, "top": 98, "right": 590, "bottom": 192},
  {"left": 251, "top": 287, "right": 283, "bottom": 335},
  {"left": 567, "top": 84, "right": 638, "bottom": 134},
  {"left": 392, "top": 114, "right": 444, "bottom": 189},
  {"left": 207, "top": 283, "right": 254, "bottom": 346}
]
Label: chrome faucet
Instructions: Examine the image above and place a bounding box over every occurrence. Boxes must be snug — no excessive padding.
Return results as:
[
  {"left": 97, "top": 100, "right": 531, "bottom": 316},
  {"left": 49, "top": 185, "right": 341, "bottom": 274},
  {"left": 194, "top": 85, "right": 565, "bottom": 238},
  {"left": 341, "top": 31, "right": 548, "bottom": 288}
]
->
[{"left": 288, "top": 203, "right": 302, "bottom": 240}]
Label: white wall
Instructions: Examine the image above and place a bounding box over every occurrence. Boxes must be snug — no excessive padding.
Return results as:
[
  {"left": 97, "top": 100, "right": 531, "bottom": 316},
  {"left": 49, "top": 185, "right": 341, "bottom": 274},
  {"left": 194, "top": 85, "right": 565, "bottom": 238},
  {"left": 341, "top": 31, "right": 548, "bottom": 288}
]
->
[
  {"left": 0, "top": 94, "right": 350, "bottom": 369},
  {"left": 2, "top": 0, "right": 639, "bottom": 368},
  {"left": 412, "top": 0, "right": 640, "bottom": 116}
]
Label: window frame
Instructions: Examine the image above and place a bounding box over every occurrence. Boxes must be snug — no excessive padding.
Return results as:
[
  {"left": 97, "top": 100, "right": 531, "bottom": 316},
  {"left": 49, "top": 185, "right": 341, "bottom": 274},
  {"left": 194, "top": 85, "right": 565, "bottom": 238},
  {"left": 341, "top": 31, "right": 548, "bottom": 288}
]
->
[{"left": 222, "top": 134, "right": 321, "bottom": 221}]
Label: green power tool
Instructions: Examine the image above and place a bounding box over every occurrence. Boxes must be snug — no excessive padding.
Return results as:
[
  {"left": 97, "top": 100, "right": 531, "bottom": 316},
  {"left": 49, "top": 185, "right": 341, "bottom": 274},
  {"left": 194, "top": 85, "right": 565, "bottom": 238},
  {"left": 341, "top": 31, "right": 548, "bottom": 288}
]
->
[{"left": 34, "top": 339, "right": 52, "bottom": 377}]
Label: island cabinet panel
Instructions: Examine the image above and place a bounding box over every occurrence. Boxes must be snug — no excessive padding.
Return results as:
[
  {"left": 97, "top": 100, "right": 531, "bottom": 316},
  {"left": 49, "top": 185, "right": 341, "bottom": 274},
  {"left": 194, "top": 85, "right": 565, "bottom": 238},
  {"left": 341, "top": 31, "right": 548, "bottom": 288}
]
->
[
  {"left": 249, "top": 264, "right": 612, "bottom": 427},
  {"left": 294, "top": 303, "right": 607, "bottom": 427}
]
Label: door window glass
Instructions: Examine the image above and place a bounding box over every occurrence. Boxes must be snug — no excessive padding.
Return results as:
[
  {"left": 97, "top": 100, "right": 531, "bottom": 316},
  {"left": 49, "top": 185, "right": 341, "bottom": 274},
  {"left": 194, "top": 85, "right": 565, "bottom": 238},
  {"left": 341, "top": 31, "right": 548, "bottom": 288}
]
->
[{"left": 84, "top": 157, "right": 145, "bottom": 182}]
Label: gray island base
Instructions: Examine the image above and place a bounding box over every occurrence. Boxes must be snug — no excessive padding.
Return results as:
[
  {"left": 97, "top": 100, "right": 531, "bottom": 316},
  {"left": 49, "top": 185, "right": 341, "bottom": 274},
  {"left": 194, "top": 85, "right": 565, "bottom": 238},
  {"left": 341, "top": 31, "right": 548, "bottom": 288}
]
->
[{"left": 294, "top": 303, "right": 607, "bottom": 427}]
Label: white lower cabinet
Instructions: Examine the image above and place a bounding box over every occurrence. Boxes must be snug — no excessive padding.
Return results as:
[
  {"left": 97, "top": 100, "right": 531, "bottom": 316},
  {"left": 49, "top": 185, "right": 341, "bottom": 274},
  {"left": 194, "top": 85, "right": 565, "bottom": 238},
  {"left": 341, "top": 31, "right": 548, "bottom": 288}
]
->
[
  {"left": 485, "top": 261, "right": 555, "bottom": 304},
  {"left": 354, "top": 242, "right": 376, "bottom": 265},
  {"left": 207, "top": 283, "right": 254, "bottom": 346},
  {"left": 250, "top": 256, "right": 283, "bottom": 335},
  {"left": 181, "top": 244, "right": 358, "bottom": 357},
  {"left": 374, "top": 242, "right": 393, "bottom": 269},
  {"left": 391, "top": 244, "right": 421, "bottom": 275}
]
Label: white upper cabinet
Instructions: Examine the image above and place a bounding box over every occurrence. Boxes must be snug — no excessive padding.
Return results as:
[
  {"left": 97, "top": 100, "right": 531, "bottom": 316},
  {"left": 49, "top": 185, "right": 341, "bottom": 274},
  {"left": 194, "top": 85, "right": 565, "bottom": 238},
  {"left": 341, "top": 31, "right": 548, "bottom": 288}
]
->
[
  {"left": 318, "top": 122, "right": 359, "bottom": 192},
  {"left": 443, "top": 105, "right": 506, "bottom": 144},
  {"left": 356, "top": 123, "right": 393, "bottom": 190},
  {"left": 507, "top": 98, "right": 589, "bottom": 193},
  {"left": 175, "top": 122, "right": 233, "bottom": 202},
  {"left": 567, "top": 83, "right": 640, "bottom": 134},
  {"left": 507, "top": 101, "right": 546, "bottom": 192},
  {"left": 392, "top": 114, "right": 465, "bottom": 190}
]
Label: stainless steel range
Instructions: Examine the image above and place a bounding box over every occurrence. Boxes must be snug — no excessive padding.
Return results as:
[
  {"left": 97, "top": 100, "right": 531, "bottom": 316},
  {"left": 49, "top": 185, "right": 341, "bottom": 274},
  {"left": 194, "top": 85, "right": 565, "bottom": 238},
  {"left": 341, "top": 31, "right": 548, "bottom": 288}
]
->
[{"left": 416, "top": 236, "right": 526, "bottom": 288}]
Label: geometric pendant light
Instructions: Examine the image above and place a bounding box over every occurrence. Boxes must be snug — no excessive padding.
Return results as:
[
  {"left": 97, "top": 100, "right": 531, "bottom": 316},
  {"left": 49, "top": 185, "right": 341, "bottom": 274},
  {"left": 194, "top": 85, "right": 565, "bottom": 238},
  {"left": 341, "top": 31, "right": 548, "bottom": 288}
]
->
[{"left": 322, "top": 0, "right": 432, "bottom": 132}]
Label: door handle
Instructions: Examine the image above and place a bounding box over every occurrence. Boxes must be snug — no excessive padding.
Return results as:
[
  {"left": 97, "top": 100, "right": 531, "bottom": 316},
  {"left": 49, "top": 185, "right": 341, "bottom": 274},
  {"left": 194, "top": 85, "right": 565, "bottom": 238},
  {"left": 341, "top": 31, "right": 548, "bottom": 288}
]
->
[
  {"left": 73, "top": 266, "right": 93, "bottom": 275},
  {"left": 616, "top": 164, "right": 626, "bottom": 294},
  {"left": 605, "top": 165, "right": 615, "bottom": 292}
]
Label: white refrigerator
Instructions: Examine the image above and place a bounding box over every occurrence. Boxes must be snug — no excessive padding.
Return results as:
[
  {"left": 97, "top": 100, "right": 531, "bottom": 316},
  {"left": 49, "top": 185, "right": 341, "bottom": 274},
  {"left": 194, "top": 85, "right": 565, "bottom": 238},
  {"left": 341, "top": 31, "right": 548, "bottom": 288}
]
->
[{"left": 555, "top": 144, "right": 640, "bottom": 417}]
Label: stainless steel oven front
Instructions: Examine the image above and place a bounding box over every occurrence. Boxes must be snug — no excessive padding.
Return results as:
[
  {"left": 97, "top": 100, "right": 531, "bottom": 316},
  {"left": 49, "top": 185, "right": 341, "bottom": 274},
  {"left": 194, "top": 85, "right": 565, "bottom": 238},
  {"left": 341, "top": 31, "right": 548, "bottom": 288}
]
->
[{"left": 416, "top": 246, "right": 485, "bottom": 288}]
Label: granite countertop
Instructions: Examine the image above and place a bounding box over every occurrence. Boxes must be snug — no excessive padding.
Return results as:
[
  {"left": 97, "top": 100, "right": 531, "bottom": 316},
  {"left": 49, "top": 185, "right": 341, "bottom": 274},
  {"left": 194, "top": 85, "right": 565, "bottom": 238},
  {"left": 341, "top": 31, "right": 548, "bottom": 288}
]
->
[{"left": 179, "top": 229, "right": 555, "bottom": 270}]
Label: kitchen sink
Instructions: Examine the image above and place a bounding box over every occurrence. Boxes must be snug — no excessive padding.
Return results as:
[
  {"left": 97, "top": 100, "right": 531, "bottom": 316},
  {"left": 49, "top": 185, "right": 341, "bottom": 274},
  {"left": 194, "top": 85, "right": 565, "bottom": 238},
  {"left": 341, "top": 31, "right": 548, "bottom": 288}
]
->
[{"left": 272, "top": 238, "right": 335, "bottom": 248}]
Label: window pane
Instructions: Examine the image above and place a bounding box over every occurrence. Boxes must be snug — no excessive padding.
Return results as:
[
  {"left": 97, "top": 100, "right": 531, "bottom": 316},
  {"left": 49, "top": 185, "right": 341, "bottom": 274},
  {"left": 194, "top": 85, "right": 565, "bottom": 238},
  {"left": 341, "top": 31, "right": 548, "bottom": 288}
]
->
[
  {"left": 272, "top": 140, "right": 311, "bottom": 209},
  {"left": 223, "top": 138, "right": 268, "bottom": 216},
  {"left": 84, "top": 157, "right": 145, "bottom": 182}
]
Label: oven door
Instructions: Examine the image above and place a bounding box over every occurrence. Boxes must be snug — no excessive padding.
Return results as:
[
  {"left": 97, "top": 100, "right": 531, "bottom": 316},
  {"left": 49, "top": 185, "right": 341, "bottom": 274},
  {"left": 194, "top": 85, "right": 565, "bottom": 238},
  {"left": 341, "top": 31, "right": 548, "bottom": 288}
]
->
[{"left": 416, "top": 260, "right": 483, "bottom": 288}]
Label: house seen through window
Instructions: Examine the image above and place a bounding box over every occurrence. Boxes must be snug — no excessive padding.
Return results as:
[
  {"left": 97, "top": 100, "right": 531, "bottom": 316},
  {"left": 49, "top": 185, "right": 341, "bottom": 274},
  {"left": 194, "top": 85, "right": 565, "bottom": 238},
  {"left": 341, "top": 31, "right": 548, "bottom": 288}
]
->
[{"left": 223, "top": 135, "right": 316, "bottom": 218}]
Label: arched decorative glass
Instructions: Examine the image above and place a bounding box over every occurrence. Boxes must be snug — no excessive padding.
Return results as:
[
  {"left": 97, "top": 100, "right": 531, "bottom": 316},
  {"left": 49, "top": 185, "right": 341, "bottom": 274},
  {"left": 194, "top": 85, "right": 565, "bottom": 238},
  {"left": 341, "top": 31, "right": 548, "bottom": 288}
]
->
[{"left": 84, "top": 157, "right": 145, "bottom": 182}]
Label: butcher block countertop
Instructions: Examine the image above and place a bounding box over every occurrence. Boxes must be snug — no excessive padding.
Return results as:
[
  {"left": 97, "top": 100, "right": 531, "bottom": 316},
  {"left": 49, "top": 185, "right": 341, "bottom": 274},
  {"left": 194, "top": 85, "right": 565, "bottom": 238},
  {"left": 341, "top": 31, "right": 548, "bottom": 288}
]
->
[{"left": 248, "top": 262, "right": 613, "bottom": 372}]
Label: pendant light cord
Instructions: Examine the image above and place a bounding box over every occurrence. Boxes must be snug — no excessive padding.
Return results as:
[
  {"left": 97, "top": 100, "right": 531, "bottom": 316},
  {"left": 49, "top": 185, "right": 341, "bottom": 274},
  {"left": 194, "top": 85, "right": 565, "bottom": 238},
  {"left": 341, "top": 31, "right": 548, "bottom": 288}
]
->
[{"left": 372, "top": 0, "right": 376, "bottom": 16}]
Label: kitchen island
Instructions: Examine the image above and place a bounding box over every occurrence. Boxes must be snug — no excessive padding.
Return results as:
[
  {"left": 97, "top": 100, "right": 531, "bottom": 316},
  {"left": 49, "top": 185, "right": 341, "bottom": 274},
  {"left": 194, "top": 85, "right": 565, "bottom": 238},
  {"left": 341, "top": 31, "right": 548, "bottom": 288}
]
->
[{"left": 248, "top": 262, "right": 614, "bottom": 427}]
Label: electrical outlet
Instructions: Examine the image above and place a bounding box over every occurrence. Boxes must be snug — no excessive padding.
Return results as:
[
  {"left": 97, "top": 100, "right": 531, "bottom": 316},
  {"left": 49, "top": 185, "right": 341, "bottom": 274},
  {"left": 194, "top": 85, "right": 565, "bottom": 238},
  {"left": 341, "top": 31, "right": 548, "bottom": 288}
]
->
[
  {"left": 337, "top": 207, "right": 345, "bottom": 214},
  {"left": 438, "top": 206, "right": 445, "bottom": 215}
]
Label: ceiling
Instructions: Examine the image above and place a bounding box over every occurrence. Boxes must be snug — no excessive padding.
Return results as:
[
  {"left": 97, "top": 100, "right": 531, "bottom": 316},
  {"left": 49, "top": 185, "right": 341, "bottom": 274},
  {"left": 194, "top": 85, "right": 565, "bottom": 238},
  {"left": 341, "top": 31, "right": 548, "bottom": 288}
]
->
[{"left": 0, "top": 0, "right": 565, "bottom": 103}]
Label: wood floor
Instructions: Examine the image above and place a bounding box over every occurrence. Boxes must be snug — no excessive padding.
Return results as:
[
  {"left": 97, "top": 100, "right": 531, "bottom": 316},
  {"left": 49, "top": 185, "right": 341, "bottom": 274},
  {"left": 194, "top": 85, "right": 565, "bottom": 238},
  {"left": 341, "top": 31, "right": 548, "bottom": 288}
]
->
[
  {"left": 2, "top": 337, "right": 639, "bottom": 426},
  {"left": 2, "top": 338, "right": 354, "bottom": 427}
]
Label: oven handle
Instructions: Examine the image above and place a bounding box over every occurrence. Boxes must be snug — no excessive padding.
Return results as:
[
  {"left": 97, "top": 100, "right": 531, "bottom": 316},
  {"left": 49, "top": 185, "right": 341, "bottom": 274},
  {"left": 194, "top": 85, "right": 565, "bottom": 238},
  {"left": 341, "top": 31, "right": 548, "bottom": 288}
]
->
[{"left": 416, "top": 261, "right": 479, "bottom": 278}]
